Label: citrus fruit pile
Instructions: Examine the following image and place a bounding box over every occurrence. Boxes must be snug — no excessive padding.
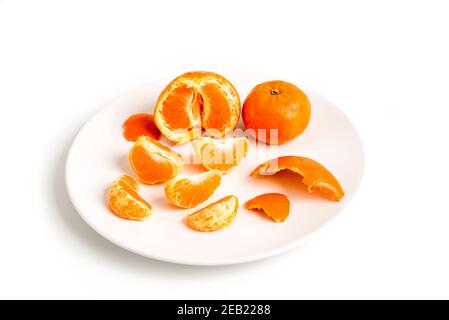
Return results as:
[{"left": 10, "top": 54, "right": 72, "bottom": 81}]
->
[{"left": 110, "top": 71, "right": 344, "bottom": 232}]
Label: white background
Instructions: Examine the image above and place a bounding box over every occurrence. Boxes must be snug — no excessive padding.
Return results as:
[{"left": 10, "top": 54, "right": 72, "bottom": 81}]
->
[{"left": 1, "top": 0, "right": 448, "bottom": 299}]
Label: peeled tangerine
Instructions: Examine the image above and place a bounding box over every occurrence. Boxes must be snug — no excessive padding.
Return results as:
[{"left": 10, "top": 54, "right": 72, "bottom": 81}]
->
[
  {"left": 187, "top": 195, "right": 239, "bottom": 232},
  {"left": 129, "top": 136, "right": 184, "bottom": 184},
  {"left": 165, "top": 171, "right": 222, "bottom": 209},
  {"left": 108, "top": 175, "right": 152, "bottom": 221},
  {"left": 246, "top": 193, "right": 290, "bottom": 222},
  {"left": 193, "top": 137, "right": 248, "bottom": 173},
  {"left": 251, "top": 156, "right": 345, "bottom": 201},
  {"left": 154, "top": 71, "right": 241, "bottom": 144}
]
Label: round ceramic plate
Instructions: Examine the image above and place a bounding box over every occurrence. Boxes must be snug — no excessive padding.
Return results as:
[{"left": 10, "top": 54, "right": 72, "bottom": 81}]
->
[{"left": 66, "top": 73, "right": 364, "bottom": 266}]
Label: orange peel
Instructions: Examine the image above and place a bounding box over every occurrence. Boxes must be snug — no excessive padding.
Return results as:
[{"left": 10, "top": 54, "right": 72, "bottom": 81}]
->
[
  {"left": 245, "top": 193, "right": 290, "bottom": 222},
  {"left": 250, "top": 156, "right": 344, "bottom": 201},
  {"left": 123, "top": 113, "right": 160, "bottom": 142}
]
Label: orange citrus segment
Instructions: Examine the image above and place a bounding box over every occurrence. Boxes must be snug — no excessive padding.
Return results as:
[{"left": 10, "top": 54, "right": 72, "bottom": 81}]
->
[
  {"left": 250, "top": 156, "right": 345, "bottom": 201},
  {"left": 165, "top": 171, "right": 222, "bottom": 209},
  {"left": 129, "top": 136, "right": 184, "bottom": 184},
  {"left": 154, "top": 71, "right": 240, "bottom": 144},
  {"left": 192, "top": 137, "right": 248, "bottom": 173},
  {"left": 187, "top": 195, "right": 239, "bottom": 232},
  {"left": 200, "top": 83, "right": 233, "bottom": 133},
  {"left": 246, "top": 193, "right": 290, "bottom": 222},
  {"left": 108, "top": 175, "right": 152, "bottom": 221},
  {"left": 160, "top": 85, "right": 202, "bottom": 131},
  {"left": 123, "top": 113, "right": 160, "bottom": 142}
]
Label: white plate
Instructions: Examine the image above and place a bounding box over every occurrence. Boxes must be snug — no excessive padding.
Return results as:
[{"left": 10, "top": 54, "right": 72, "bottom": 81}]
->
[{"left": 66, "top": 73, "right": 364, "bottom": 266}]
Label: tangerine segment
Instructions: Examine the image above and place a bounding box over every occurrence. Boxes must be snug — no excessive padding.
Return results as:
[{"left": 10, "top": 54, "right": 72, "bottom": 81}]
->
[
  {"left": 165, "top": 171, "right": 222, "bottom": 209},
  {"left": 200, "top": 83, "right": 234, "bottom": 133},
  {"left": 192, "top": 137, "right": 248, "bottom": 173},
  {"left": 160, "top": 85, "right": 202, "bottom": 133},
  {"left": 250, "top": 156, "right": 344, "bottom": 201},
  {"left": 187, "top": 195, "right": 239, "bottom": 232},
  {"left": 123, "top": 113, "right": 160, "bottom": 142},
  {"left": 129, "top": 136, "right": 184, "bottom": 184},
  {"left": 108, "top": 175, "right": 152, "bottom": 221},
  {"left": 246, "top": 193, "right": 290, "bottom": 222},
  {"left": 154, "top": 71, "right": 240, "bottom": 144}
]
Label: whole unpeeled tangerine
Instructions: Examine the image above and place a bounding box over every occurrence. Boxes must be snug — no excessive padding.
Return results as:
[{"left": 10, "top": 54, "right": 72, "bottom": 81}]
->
[{"left": 242, "top": 80, "right": 311, "bottom": 144}]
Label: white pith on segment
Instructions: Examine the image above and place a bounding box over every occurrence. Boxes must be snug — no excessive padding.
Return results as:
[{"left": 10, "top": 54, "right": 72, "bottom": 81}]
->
[
  {"left": 187, "top": 195, "right": 239, "bottom": 232},
  {"left": 138, "top": 137, "right": 184, "bottom": 167},
  {"left": 108, "top": 176, "right": 152, "bottom": 221},
  {"left": 192, "top": 136, "right": 248, "bottom": 173},
  {"left": 109, "top": 184, "right": 151, "bottom": 219}
]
